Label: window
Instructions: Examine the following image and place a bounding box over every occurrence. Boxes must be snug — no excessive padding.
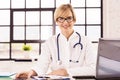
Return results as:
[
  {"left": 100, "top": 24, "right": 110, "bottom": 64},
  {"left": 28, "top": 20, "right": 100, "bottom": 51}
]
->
[{"left": 0, "top": 0, "right": 102, "bottom": 60}]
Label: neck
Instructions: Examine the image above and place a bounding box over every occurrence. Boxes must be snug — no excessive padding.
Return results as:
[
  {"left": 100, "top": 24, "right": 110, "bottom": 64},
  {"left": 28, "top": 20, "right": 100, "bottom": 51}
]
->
[{"left": 61, "top": 30, "right": 74, "bottom": 40}]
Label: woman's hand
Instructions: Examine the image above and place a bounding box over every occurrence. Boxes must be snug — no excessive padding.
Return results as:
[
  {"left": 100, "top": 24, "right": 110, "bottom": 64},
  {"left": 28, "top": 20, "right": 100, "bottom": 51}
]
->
[
  {"left": 15, "top": 71, "right": 28, "bottom": 79},
  {"left": 15, "top": 70, "right": 37, "bottom": 79},
  {"left": 48, "top": 68, "right": 69, "bottom": 76}
]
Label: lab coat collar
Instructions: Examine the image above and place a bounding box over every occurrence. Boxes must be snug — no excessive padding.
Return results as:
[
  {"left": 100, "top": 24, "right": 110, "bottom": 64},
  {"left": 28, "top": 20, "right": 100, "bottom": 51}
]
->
[
  {"left": 59, "top": 33, "right": 67, "bottom": 41},
  {"left": 58, "top": 31, "right": 78, "bottom": 41},
  {"left": 69, "top": 31, "right": 77, "bottom": 41}
]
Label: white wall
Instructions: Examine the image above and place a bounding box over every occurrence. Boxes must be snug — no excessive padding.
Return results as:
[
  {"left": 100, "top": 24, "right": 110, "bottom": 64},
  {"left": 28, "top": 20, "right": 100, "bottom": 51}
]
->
[{"left": 103, "top": 0, "right": 120, "bottom": 38}]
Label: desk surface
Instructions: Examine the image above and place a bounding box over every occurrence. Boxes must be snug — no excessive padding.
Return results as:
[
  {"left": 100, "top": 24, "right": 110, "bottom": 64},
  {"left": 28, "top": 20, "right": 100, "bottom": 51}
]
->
[
  {"left": 0, "top": 77, "right": 12, "bottom": 80},
  {"left": 1, "top": 76, "right": 120, "bottom": 80}
]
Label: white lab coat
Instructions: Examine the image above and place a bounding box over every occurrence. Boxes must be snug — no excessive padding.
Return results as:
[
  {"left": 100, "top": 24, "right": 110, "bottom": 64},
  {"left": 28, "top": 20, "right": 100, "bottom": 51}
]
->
[{"left": 32, "top": 31, "right": 97, "bottom": 76}]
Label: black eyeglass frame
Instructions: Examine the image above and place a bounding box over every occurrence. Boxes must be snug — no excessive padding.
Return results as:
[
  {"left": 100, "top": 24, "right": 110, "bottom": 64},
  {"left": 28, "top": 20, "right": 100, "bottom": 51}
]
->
[{"left": 57, "top": 16, "right": 74, "bottom": 23}]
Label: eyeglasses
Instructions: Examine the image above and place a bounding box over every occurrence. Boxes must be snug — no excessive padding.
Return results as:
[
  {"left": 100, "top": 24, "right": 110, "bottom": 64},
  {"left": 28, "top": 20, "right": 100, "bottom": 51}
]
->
[{"left": 57, "top": 16, "right": 73, "bottom": 23}]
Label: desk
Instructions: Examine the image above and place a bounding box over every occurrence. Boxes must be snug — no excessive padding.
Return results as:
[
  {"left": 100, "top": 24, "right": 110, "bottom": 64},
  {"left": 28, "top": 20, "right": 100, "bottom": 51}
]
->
[
  {"left": 72, "top": 76, "right": 120, "bottom": 80},
  {"left": 0, "top": 77, "right": 12, "bottom": 80},
  {"left": 1, "top": 76, "right": 120, "bottom": 80}
]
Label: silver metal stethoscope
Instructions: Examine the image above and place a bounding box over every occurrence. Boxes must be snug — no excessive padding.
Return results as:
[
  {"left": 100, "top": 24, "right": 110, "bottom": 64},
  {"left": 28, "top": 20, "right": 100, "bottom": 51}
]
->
[{"left": 57, "top": 32, "right": 83, "bottom": 65}]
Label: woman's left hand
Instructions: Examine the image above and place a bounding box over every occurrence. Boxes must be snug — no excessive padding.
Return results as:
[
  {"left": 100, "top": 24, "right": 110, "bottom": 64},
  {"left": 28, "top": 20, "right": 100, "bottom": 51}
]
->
[{"left": 48, "top": 68, "right": 69, "bottom": 76}]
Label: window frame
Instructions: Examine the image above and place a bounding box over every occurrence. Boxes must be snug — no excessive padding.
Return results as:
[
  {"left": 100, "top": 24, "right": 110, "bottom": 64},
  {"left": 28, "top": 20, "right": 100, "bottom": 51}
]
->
[{"left": 0, "top": 0, "right": 103, "bottom": 60}]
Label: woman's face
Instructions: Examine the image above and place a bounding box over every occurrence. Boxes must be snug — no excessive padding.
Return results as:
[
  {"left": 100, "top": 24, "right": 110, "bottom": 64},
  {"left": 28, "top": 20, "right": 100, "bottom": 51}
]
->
[{"left": 56, "top": 10, "right": 75, "bottom": 33}]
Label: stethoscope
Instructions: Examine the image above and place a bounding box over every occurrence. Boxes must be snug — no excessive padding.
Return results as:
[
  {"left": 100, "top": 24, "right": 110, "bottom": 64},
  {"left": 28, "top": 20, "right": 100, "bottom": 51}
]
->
[{"left": 57, "top": 32, "right": 83, "bottom": 65}]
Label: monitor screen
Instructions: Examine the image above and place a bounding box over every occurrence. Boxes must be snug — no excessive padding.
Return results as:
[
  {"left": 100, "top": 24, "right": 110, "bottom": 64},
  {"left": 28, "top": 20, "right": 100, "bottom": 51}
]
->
[{"left": 96, "top": 38, "right": 120, "bottom": 78}]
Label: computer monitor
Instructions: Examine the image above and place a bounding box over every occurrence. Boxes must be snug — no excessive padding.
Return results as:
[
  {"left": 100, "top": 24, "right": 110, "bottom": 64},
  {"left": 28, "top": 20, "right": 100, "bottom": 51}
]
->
[{"left": 96, "top": 38, "right": 120, "bottom": 78}]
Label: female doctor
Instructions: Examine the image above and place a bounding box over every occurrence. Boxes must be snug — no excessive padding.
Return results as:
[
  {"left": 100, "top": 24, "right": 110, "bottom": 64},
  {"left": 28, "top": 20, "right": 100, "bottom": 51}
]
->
[{"left": 16, "top": 4, "right": 97, "bottom": 79}]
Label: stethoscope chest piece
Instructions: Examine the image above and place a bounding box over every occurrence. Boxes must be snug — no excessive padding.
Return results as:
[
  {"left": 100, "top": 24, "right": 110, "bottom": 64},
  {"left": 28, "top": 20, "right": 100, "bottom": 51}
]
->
[{"left": 57, "top": 60, "right": 62, "bottom": 65}]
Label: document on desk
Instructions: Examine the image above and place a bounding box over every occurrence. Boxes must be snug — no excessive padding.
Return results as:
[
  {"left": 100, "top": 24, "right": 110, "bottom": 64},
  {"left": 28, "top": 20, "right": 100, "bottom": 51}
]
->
[
  {"left": 31, "top": 74, "right": 71, "bottom": 80},
  {"left": 0, "top": 72, "right": 16, "bottom": 77}
]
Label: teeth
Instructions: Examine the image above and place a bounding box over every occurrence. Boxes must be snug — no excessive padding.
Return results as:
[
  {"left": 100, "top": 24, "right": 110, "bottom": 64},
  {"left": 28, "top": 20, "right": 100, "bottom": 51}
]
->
[
  {"left": 63, "top": 27, "right": 68, "bottom": 28},
  {"left": 64, "top": 26, "right": 67, "bottom": 27}
]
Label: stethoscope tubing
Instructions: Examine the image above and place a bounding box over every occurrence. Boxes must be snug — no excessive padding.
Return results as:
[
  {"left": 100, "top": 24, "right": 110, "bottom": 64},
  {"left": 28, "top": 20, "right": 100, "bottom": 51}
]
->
[
  {"left": 56, "top": 32, "right": 83, "bottom": 64},
  {"left": 74, "top": 32, "right": 83, "bottom": 50},
  {"left": 57, "top": 33, "right": 60, "bottom": 61}
]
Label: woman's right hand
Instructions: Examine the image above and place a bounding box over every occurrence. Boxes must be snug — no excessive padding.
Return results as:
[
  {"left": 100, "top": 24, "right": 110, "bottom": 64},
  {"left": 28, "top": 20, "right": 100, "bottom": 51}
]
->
[
  {"left": 15, "top": 70, "right": 37, "bottom": 79},
  {"left": 15, "top": 71, "right": 29, "bottom": 79}
]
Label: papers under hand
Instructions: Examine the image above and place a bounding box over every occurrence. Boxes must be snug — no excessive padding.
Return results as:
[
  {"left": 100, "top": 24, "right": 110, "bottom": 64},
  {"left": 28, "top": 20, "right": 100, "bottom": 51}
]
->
[
  {"left": 31, "top": 75, "right": 71, "bottom": 80},
  {"left": 49, "top": 75, "right": 70, "bottom": 80}
]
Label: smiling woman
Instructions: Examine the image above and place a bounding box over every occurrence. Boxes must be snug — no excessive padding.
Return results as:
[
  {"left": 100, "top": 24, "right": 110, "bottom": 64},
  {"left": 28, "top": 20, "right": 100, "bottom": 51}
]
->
[
  {"left": 0, "top": 0, "right": 101, "bottom": 60},
  {"left": 15, "top": 4, "right": 97, "bottom": 80}
]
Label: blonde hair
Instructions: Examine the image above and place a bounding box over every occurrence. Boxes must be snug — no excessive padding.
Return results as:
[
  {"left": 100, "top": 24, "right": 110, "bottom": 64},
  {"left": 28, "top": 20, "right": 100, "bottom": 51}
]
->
[{"left": 54, "top": 4, "right": 76, "bottom": 22}]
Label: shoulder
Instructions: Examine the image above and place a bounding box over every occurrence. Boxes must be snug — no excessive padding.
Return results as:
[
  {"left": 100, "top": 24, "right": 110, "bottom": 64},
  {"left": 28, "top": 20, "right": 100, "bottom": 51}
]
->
[
  {"left": 42, "top": 35, "right": 57, "bottom": 46},
  {"left": 75, "top": 32, "right": 90, "bottom": 41},
  {"left": 81, "top": 35, "right": 91, "bottom": 41},
  {"left": 46, "top": 35, "right": 56, "bottom": 43},
  {"left": 73, "top": 31, "right": 91, "bottom": 42}
]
